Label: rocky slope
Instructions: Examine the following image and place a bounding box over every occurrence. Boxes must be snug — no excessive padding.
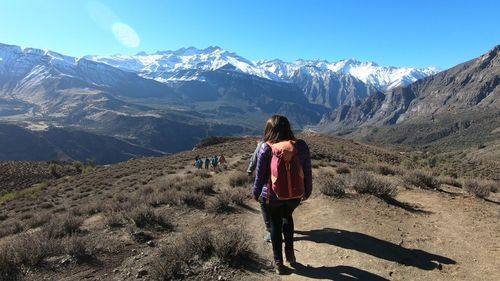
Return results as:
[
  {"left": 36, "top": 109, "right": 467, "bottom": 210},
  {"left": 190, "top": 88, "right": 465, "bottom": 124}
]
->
[{"left": 318, "top": 45, "right": 500, "bottom": 134}]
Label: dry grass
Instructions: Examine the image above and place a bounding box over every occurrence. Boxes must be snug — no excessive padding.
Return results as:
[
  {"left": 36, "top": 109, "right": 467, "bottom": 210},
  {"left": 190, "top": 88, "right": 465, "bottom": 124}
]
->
[
  {"left": 463, "top": 179, "right": 491, "bottom": 198},
  {"left": 438, "top": 176, "right": 462, "bottom": 187},
  {"left": 315, "top": 171, "right": 347, "bottom": 198},
  {"left": 351, "top": 171, "right": 397, "bottom": 198},
  {"left": 402, "top": 170, "right": 439, "bottom": 189},
  {"left": 151, "top": 226, "right": 251, "bottom": 280},
  {"left": 43, "top": 215, "right": 83, "bottom": 239},
  {"left": 229, "top": 171, "right": 252, "bottom": 187},
  {"left": 128, "top": 206, "right": 173, "bottom": 231},
  {"left": 363, "top": 163, "right": 403, "bottom": 176}
]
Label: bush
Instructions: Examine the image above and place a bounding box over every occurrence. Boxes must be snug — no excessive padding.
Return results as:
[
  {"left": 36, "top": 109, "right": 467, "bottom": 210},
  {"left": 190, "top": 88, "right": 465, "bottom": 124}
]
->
[
  {"left": 190, "top": 179, "right": 215, "bottom": 194},
  {"left": 151, "top": 243, "right": 189, "bottom": 281},
  {"left": 438, "top": 176, "right": 462, "bottom": 187},
  {"left": 10, "top": 232, "right": 62, "bottom": 266},
  {"left": 207, "top": 191, "right": 238, "bottom": 213},
  {"left": 403, "top": 170, "right": 439, "bottom": 189},
  {"left": 43, "top": 215, "right": 83, "bottom": 238},
  {"left": 229, "top": 172, "right": 252, "bottom": 187},
  {"left": 105, "top": 211, "right": 126, "bottom": 228},
  {"left": 183, "top": 230, "right": 214, "bottom": 260},
  {"left": 179, "top": 192, "right": 206, "bottom": 209},
  {"left": 364, "top": 163, "right": 402, "bottom": 176},
  {"left": 64, "top": 235, "right": 96, "bottom": 263},
  {"left": 315, "top": 171, "right": 346, "bottom": 198},
  {"left": 463, "top": 179, "right": 490, "bottom": 198},
  {"left": 351, "top": 172, "right": 397, "bottom": 198},
  {"left": 211, "top": 228, "right": 251, "bottom": 261},
  {"left": 129, "top": 207, "right": 173, "bottom": 230},
  {"left": 0, "top": 245, "right": 20, "bottom": 281},
  {"left": 335, "top": 166, "right": 351, "bottom": 174}
]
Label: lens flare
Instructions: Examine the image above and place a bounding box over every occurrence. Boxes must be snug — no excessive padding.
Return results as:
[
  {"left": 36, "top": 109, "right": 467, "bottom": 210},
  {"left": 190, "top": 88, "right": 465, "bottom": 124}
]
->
[{"left": 112, "top": 22, "right": 140, "bottom": 49}]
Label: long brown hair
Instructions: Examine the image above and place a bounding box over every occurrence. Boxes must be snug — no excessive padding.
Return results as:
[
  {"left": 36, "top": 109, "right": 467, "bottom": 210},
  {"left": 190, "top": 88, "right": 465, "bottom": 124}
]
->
[{"left": 263, "top": 115, "right": 296, "bottom": 143}]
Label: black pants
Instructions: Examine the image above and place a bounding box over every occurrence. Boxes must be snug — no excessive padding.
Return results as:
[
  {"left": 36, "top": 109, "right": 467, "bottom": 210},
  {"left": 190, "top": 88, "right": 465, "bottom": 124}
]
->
[
  {"left": 260, "top": 201, "right": 271, "bottom": 231},
  {"left": 267, "top": 199, "right": 301, "bottom": 262}
]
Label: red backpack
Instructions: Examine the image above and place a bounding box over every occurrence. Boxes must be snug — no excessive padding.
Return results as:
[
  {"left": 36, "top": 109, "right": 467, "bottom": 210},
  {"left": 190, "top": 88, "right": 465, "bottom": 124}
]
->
[{"left": 266, "top": 140, "right": 305, "bottom": 202}]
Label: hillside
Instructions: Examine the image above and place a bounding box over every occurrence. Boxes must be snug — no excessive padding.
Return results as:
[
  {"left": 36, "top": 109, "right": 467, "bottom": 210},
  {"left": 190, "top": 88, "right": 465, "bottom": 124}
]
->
[
  {"left": 318, "top": 46, "right": 500, "bottom": 150},
  {"left": 0, "top": 135, "right": 498, "bottom": 281}
]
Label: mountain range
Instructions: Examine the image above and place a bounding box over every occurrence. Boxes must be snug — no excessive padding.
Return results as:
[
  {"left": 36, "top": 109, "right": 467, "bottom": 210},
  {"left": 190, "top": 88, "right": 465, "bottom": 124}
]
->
[{"left": 0, "top": 42, "right": 497, "bottom": 163}]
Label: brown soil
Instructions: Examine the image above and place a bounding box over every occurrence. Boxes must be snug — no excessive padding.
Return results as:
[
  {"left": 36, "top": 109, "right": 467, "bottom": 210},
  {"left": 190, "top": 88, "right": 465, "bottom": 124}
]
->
[
  {"left": 1, "top": 135, "right": 498, "bottom": 281},
  {"left": 241, "top": 185, "right": 499, "bottom": 281}
]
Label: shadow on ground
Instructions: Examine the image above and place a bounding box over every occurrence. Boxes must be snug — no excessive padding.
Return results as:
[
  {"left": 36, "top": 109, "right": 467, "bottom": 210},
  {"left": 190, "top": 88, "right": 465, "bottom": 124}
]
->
[
  {"left": 382, "top": 196, "right": 433, "bottom": 214},
  {"left": 295, "top": 228, "right": 456, "bottom": 270},
  {"left": 291, "top": 263, "right": 389, "bottom": 280}
]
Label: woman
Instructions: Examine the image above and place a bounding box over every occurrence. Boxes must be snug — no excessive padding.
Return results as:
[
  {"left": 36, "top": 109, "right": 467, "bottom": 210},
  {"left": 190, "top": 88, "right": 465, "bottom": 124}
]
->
[{"left": 252, "top": 115, "right": 312, "bottom": 274}]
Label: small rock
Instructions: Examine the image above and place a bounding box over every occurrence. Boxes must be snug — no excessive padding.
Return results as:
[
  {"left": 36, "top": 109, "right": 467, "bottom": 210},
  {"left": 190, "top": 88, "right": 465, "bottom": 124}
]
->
[
  {"left": 218, "top": 276, "right": 223, "bottom": 280},
  {"left": 389, "top": 271, "right": 394, "bottom": 276},
  {"left": 436, "top": 263, "right": 443, "bottom": 270},
  {"left": 113, "top": 269, "right": 120, "bottom": 273},
  {"left": 147, "top": 240, "right": 155, "bottom": 247}
]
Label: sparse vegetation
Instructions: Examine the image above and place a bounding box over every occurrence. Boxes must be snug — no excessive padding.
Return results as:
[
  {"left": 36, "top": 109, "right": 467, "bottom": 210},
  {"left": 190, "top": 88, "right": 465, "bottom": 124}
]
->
[
  {"left": 335, "top": 166, "right": 351, "bottom": 174},
  {"left": 351, "top": 171, "right": 397, "bottom": 198},
  {"left": 463, "top": 179, "right": 491, "bottom": 198},
  {"left": 43, "top": 215, "right": 84, "bottom": 238},
  {"left": 403, "top": 170, "right": 440, "bottom": 189},
  {"left": 315, "top": 171, "right": 347, "bottom": 198},
  {"left": 128, "top": 207, "right": 173, "bottom": 230},
  {"left": 229, "top": 171, "right": 252, "bottom": 187}
]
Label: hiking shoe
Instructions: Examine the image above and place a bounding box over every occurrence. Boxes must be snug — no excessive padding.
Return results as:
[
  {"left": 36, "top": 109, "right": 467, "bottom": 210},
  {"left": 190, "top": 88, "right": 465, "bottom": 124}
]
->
[
  {"left": 264, "top": 231, "right": 271, "bottom": 243},
  {"left": 285, "top": 249, "right": 296, "bottom": 264},
  {"left": 274, "top": 260, "right": 287, "bottom": 275}
]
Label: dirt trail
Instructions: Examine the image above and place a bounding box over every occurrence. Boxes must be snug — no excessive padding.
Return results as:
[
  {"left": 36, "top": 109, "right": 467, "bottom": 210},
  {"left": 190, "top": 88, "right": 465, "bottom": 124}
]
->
[{"left": 241, "top": 185, "right": 499, "bottom": 281}]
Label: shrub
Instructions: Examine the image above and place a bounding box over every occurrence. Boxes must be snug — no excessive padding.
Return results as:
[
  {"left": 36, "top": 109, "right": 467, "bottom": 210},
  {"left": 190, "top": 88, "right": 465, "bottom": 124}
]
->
[
  {"left": 43, "top": 215, "right": 83, "bottom": 238},
  {"left": 151, "top": 243, "right": 188, "bottom": 281},
  {"left": 403, "top": 170, "right": 439, "bottom": 189},
  {"left": 64, "top": 235, "right": 96, "bottom": 263},
  {"left": 315, "top": 171, "right": 346, "bottom": 198},
  {"left": 207, "top": 191, "right": 240, "bottom": 213},
  {"left": 179, "top": 192, "right": 206, "bottom": 209},
  {"left": 335, "top": 166, "right": 351, "bottom": 174},
  {"left": 190, "top": 179, "right": 215, "bottom": 194},
  {"left": 463, "top": 179, "right": 490, "bottom": 198},
  {"left": 438, "top": 176, "right": 462, "bottom": 187},
  {"left": 211, "top": 228, "right": 251, "bottom": 261},
  {"left": 364, "top": 163, "right": 402, "bottom": 176},
  {"left": 193, "top": 170, "right": 212, "bottom": 178},
  {"left": 0, "top": 245, "right": 20, "bottom": 281},
  {"left": 129, "top": 207, "right": 173, "bottom": 230},
  {"left": 229, "top": 172, "right": 252, "bottom": 187},
  {"left": 0, "top": 220, "right": 24, "bottom": 238},
  {"left": 351, "top": 172, "right": 397, "bottom": 198},
  {"left": 105, "top": 211, "right": 126, "bottom": 228},
  {"left": 183, "top": 230, "right": 214, "bottom": 260},
  {"left": 10, "top": 231, "right": 63, "bottom": 266}
]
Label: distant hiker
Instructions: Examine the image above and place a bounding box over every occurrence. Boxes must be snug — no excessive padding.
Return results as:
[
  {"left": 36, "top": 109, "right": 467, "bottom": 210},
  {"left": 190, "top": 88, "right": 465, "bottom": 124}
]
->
[
  {"left": 219, "top": 154, "right": 226, "bottom": 168},
  {"left": 211, "top": 155, "right": 219, "bottom": 169},
  {"left": 247, "top": 140, "right": 271, "bottom": 242},
  {"left": 195, "top": 158, "right": 203, "bottom": 169},
  {"left": 204, "top": 157, "right": 210, "bottom": 169},
  {"left": 252, "top": 115, "right": 312, "bottom": 275}
]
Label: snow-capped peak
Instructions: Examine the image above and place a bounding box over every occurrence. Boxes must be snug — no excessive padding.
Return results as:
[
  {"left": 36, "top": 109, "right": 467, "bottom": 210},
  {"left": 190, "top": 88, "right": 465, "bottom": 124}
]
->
[
  {"left": 87, "top": 46, "right": 280, "bottom": 82},
  {"left": 255, "top": 58, "right": 439, "bottom": 91},
  {"left": 83, "top": 45, "right": 439, "bottom": 90}
]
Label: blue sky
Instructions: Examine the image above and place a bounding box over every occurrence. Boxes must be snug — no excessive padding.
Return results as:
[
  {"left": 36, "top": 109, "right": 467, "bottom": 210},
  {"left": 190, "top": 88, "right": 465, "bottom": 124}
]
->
[{"left": 0, "top": 0, "right": 498, "bottom": 69}]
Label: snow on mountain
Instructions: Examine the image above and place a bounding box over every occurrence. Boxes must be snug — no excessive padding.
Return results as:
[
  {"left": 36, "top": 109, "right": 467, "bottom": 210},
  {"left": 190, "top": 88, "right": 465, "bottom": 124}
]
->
[
  {"left": 86, "top": 46, "right": 281, "bottom": 82},
  {"left": 255, "top": 58, "right": 439, "bottom": 92}
]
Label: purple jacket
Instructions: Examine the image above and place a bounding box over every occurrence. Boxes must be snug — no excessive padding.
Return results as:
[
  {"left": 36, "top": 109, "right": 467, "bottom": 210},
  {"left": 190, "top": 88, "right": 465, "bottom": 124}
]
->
[{"left": 252, "top": 139, "right": 312, "bottom": 202}]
